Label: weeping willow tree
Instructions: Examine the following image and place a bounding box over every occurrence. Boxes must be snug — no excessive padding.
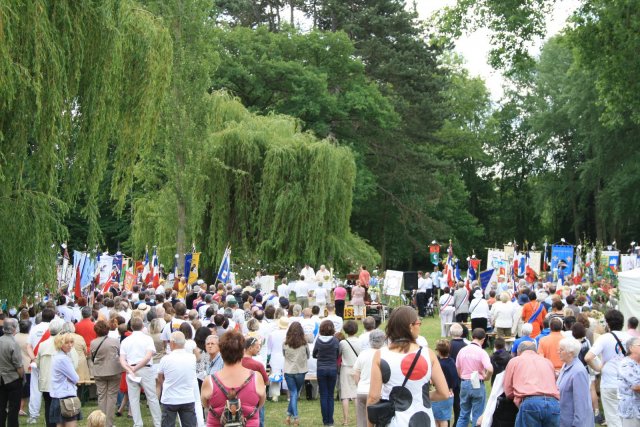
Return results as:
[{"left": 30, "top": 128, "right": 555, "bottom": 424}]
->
[
  {"left": 0, "top": 1, "right": 171, "bottom": 302},
  {"left": 133, "top": 92, "right": 379, "bottom": 276}
]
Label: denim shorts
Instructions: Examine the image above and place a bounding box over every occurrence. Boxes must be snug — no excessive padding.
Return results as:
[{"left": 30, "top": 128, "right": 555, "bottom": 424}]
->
[{"left": 432, "top": 396, "right": 453, "bottom": 421}]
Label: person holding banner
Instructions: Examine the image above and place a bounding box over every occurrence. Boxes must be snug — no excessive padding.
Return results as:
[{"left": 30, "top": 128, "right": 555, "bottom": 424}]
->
[
  {"left": 521, "top": 291, "right": 547, "bottom": 339},
  {"left": 439, "top": 287, "right": 455, "bottom": 337}
]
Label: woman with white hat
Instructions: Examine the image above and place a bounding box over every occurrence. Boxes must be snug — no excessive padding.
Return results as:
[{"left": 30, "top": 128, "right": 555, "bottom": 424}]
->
[{"left": 469, "top": 288, "right": 491, "bottom": 332}]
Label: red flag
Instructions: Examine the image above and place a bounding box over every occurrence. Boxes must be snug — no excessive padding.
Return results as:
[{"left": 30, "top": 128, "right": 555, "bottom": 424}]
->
[
  {"left": 525, "top": 265, "right": 537, "bottom": 283},
  {"left": 74, "top": 264, "right": 82, "bottom": 300}
]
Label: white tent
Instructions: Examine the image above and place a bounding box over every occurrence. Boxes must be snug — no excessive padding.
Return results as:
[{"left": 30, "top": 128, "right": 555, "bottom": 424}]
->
[{"left": 617, "top": 268, "right": 640, "bottom": 322}]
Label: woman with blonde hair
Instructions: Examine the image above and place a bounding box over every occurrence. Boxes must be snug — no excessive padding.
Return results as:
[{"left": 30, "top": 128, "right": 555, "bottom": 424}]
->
[
  {"left": 61, "top": 322, "right": 91, "bottom": 385},
  {"left": 86, "top": 410, "right": 106, "bottom": 427},
  {"left": 50, "top": 333, "right": 81, "bottom": 426}
]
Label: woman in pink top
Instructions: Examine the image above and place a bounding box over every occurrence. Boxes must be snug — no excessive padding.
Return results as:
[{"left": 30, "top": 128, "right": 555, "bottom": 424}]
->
[
  {"left": 201, "top": 330, "right": 266, "bottom": 427},
  {"left": 334, "top": 282, "right": 347, "bottom": 318},
  {"left": 351, "top": 281, "right": 366, "bottom": 319}
]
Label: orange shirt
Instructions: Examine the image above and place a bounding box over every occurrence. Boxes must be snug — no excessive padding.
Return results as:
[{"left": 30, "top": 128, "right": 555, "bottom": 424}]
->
[
  {"left": 521, "top": 301, "right": 547, "bottom": 338},
  {"left": 537, "top": 331, "right": 564, "bottom": 370}
]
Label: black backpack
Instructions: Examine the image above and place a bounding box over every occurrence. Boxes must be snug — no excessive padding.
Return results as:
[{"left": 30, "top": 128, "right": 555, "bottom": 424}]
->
[{"left": 210, "top": 373, "right": 259, "bottom": 427}]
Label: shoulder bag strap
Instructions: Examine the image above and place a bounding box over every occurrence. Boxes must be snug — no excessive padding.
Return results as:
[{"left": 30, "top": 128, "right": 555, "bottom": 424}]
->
[
  {"left": 469, "top": 299, "right": 481, "bottom": 315},
  {"left": 91, "top": 337, "right": 108, "bottom": 364},
  {"left": 401, "top": 346, "right": 423, "bottom": 387},
  {"left": 345, "top": 339, "right": 359, "bottom": 358},
  {"left": 610, "top": 332, "right": 627, "bottom": 356},
  {"left": 455, "top": 291, "right": 468, "bottom": 311}
]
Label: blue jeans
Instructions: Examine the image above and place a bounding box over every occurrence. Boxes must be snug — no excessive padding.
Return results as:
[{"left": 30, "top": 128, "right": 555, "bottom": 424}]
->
[
  {"left": 456, "top": 380, "right": 485, "bottom": 427},
  {"left": 161, "top": 402, "right": 197, "bottom": 427},
  {"left": 285, "top": 373, "right": 306, "bottom": 419},
  {"left": 317, "top": 369, "right": 337, "bottom": 426},
  {"left": 259, "top": 405, "right": 265, "bottom": 427},
  {"left": 515, "top": 396, "right": 559, "bottom": 427}
]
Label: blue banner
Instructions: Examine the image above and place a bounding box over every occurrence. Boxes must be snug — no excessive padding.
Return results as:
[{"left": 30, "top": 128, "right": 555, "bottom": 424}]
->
[
  {"left": 551, "top": 245, "right": 574, "bottom": 280},
  {"left": 184, "top": 252, "right": 192, "bottom": 279},
  {"left": 113, "top": 254, "right": 123, "bottom": 283}
]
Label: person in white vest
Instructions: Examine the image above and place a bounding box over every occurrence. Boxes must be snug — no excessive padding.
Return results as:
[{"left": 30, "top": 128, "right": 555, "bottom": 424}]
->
[{"left": 439, "top": 287, "right": 456, "bottom": 337}]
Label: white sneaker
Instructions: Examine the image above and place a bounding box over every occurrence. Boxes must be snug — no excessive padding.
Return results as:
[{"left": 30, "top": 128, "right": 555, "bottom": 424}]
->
[{"left": 27, "top": 417, "right": 38, "bottom": 424}]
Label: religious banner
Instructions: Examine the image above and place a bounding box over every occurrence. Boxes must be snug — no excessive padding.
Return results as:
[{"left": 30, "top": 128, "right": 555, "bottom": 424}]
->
[
  {"left": 486, "top": 249, "right": 508, "bottom": 276},
  {"left": 97, "top": 254, "right": 114, "bottom": 285},
  {"left": 429, "top": 243, "right": 440, "bottom": 265},
  {"left": 600, "top": 250, "right": 620, "bottom": 272},
  {"left": 261, "top": 275, "right": 275, "bottom": 294},
  {"left": 551, "top": 245, "right": 574, "bottom": 282},
  {"left": 503, "top": 244, "right": 514, "bottom": 260},
  {"left": 188, "top": 252, "right": 201, "bottom": 285},
  {"left": 621, "top": 255, "right": 637, "bottom": 271},
  {"left": 112, "top": 254, "right": 123, "bottom": 283},
  {"left": 123, "top": 271, "right": 136, "bottom": 291},
  {"left": 528, "top": 251, "right": 542, "bottom": 274},
  {"left": 383, "top": 270, "right": 404, "bottom": 297}
]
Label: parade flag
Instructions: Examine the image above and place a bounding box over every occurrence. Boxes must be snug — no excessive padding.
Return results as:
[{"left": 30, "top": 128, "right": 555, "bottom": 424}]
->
[
  {"left": 124, "top": 271, "right": 136, "bottom": 291},
  {"left": 429, "top": 243, "right": 440, "bottom": 265},
  {"left": 80, "top": 255, "right": 95, "bottom": 288},
  {"left": 73, "top": 251, "right": 87, "bottom": 300},
  {"left": 525, "top": 265, "right": 537, "bottom": 283},
  {"left": 112, "top": 253, "right": 123, "bottom": 283},
  {"left": 167, "top": 254, "right": 179, "bottom": 282},
  {"left": 93, "top": 251, "right": 102, "bottom": 287},
  {"left": 444, "top": 241, "right": 456, "bottom": 286},
  {"left": 142, "top": 248, "right": 151, "bottom": 284},
  {"left": 188, "top": 252, "right": 200, "bottom": 285},
  {"left": 61, "top": 244, "right": 70, "bottom": 285},
  {"left": 97, "top": 254, "right": 114, "bottom": 285},
  {"left": 514, "top": 251, "right": 526, "bottom": 277},
  {"left": 543, "top": 242, "right": 549, "bottom": 271},
  {"left": 152, "top": 248, "right": 160, "bottom": 288},
  {"left": 551, "top": 245, "right": 574, "bottom": 282},
  {"left": 217, "top": 246, "right": 231, "bottom": 285},
  {"left": 479, "top": 269, "right": 496, "bottom": 290},
  {"left": 468, "top": 257, "right": 481, "bottom": 282},
  {"left": 600, "top": 250, "right": 619, "bottom": 273},
  {"left": 184, "top": 252, "right": 192, "bottom": 279}
]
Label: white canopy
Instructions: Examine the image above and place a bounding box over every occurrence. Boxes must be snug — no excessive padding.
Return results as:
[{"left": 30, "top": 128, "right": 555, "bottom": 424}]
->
[{"left": 617, "top": 268, "right": 640, "bottom": 322}]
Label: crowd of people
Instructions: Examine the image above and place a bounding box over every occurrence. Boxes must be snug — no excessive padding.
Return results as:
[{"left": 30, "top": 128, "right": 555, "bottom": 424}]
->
[{"left": 0, "top": 265, "right": 638, "bottom": 427}]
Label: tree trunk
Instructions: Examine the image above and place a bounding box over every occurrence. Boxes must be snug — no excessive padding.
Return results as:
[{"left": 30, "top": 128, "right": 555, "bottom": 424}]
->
[
  {"left": 290, "top": 1, "right": 294, "bottom": 26},
  {"left": 176, "top": 199, "right": 186, "bottom": 272}
]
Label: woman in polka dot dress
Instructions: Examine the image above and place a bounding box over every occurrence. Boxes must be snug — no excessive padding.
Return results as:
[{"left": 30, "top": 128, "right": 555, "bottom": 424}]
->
[{"left": 367, "top": 306, "right": 449, "bottom": 427}]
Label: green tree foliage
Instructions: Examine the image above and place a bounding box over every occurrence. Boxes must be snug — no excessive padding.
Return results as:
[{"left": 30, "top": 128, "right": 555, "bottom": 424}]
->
[
  {"left": 129, "top": 0, "right": 218, "bottom": 265},
  {"left": 210, "top": 2, "right": 485, "bottom": 268},
  {"left": 134, "top": 92, "right": 380, "bottom": 274},
  {"left": 526, "top": 35, "right": 640, "bottom": 244},
  {"left": 209, "top": 26, "right": 398, "bottom": 142},
  {"left": 570, "top": 0, "right": 640, "bottom": 126},
  {"left": 433, "top": 0, "right": 555, "bottom": 75},
  {"left": 0, "top": 0, "right": 171, "bottom": 301}
]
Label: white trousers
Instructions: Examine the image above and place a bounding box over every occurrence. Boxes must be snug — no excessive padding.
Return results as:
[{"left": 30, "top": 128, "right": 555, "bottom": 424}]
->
[
  {"left": 601, "top": 387, "right": 622, "bottom": 427},
  {"left": 193, "top": 379, "right": 205, "bottom": 427},
  {"left": 28, "top": 367, "right": 41, "bottom": 419},
  {"left": 440, "top": 307, "right": 455, "bottom": 337},
  {"left": 127, "top": 366, "right": 162, "bottom": 427}
]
